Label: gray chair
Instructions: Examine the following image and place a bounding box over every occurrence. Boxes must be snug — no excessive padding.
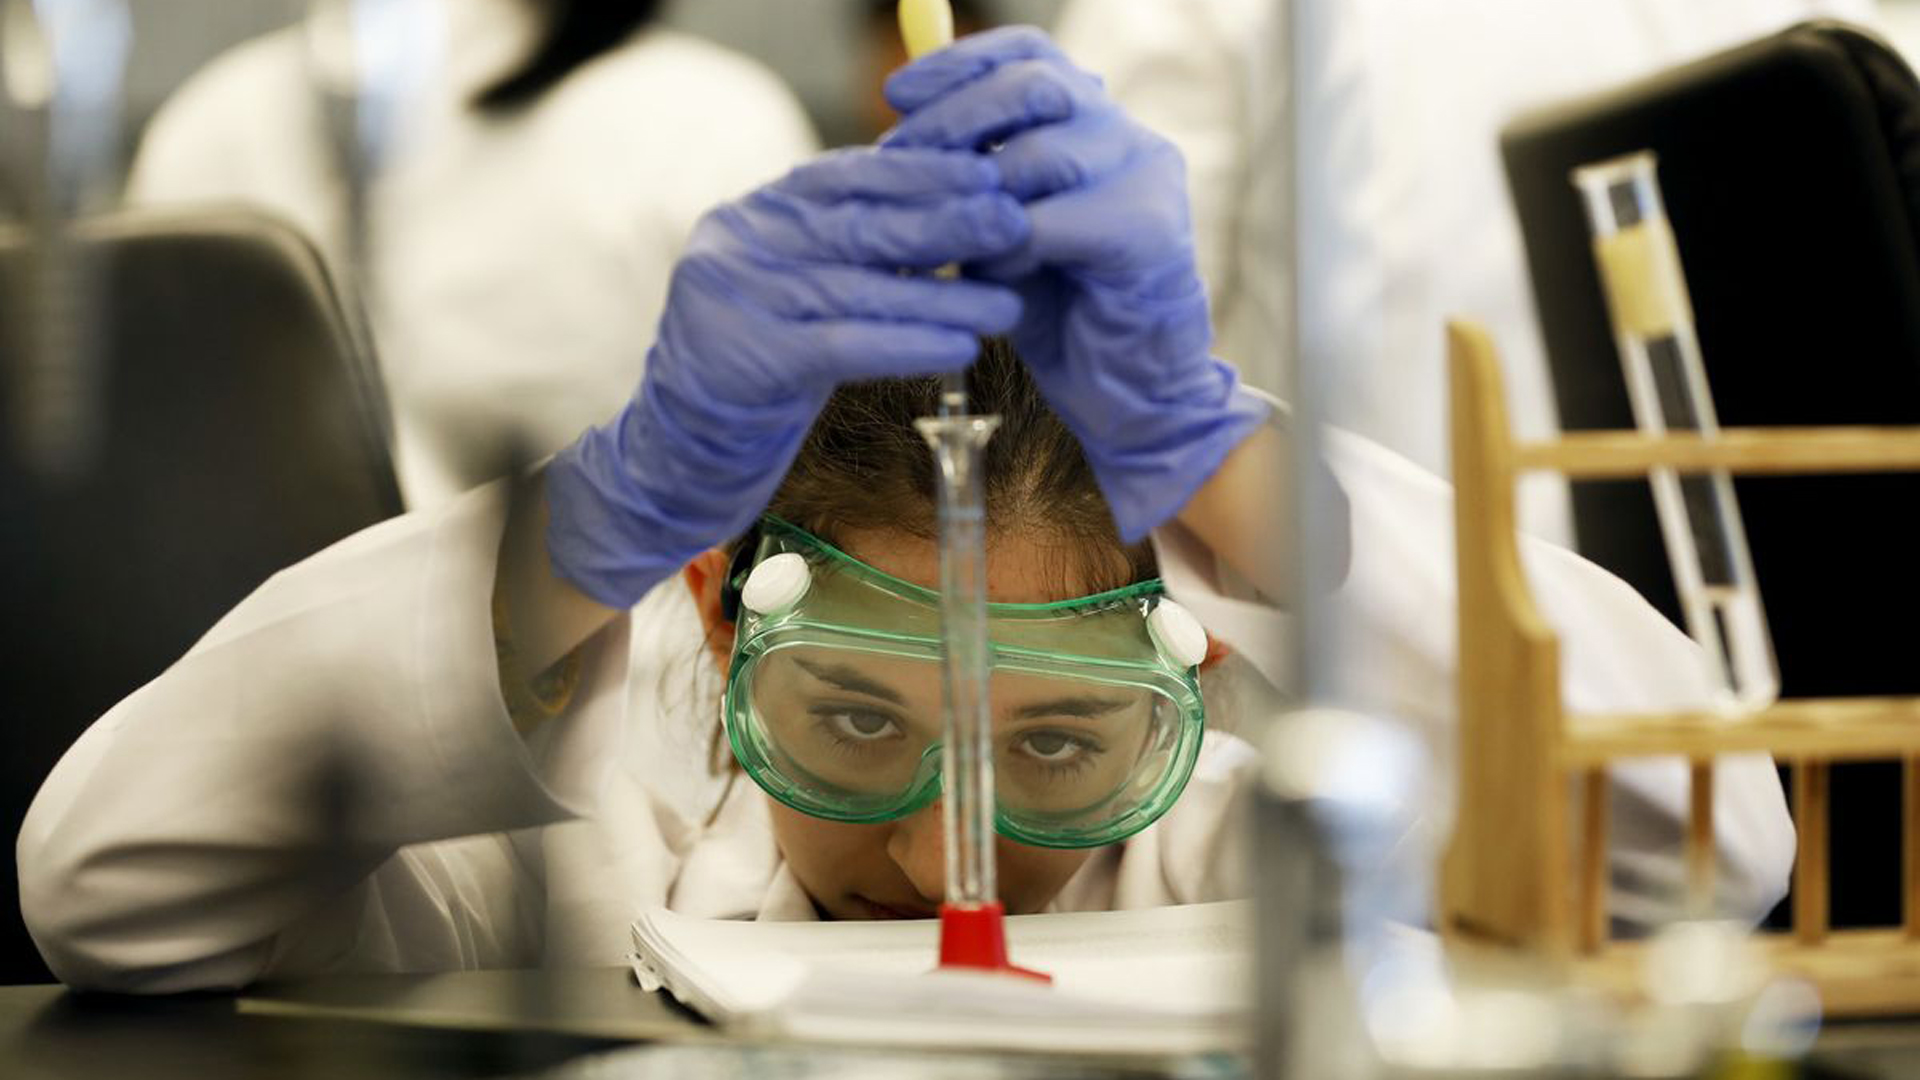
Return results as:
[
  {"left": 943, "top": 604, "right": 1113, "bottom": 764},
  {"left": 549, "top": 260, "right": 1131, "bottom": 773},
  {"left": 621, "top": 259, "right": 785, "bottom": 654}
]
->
[{"left": 0, "top": 210, "right": 403, "bottom": 983}]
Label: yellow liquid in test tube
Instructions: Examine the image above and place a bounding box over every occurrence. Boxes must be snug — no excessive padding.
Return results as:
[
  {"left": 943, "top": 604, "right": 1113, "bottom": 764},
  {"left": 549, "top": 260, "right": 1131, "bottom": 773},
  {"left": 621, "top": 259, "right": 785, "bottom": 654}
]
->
[{"left": 898, "top": 0, "right": 955, "bottom": 59}]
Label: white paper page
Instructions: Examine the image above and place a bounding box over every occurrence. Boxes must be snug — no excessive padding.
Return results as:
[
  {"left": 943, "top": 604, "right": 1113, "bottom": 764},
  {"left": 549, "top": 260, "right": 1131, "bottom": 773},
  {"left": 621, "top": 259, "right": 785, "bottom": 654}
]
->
[{"left": 631, "top": 901, "right": 1252, "bottom": 1055}]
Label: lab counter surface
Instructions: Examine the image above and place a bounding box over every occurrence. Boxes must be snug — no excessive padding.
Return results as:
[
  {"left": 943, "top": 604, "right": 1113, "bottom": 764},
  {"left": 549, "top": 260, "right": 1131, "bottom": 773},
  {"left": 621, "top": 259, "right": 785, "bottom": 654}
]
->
[
  {"left": 0, "top": 968, "right": 1213, "bottom": 1080},
  {"left": 2, "top": 968, "right": 1920, "bottom": 1079}
]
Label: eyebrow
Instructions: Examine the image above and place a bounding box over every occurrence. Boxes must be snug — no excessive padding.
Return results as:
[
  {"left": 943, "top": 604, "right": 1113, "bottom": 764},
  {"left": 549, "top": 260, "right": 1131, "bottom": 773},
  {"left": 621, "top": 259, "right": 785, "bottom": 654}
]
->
[
  {"left": 1011, "top": 696, "right": 1133, "bottom": 721},
  {"left": 793, "top": 658, "right": 907, "bottom": 706},
  {"left": 791, "top": 659, "right": 1134, "bottom": 721}
]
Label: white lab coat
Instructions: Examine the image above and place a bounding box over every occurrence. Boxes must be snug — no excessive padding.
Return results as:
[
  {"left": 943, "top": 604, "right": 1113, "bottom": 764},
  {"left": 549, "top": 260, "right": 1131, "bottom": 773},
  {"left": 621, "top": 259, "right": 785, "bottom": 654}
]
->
[
  {"left": 126, "top": 0, "right": 819, "bottom": 509},
  {"left": 16, "top": 417, "right": 1794, "bottom": 993},
  {"left": 1055, "top": 0, "right": 1879, "bottom": 544}
]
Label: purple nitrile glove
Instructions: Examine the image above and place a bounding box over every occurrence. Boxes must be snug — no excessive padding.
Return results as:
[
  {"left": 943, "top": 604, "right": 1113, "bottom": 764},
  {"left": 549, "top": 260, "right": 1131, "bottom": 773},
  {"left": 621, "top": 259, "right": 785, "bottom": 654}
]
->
[
  {"left": 885, "top": 27, "right": 1270, "bottom": 541},
  {"left": 546, "top": 148, "right": 1029, "bottom": 607}
]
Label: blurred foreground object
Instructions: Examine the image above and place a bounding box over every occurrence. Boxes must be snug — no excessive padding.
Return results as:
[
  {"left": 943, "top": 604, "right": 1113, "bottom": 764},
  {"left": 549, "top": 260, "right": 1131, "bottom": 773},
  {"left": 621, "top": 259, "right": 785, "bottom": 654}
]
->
[
  {"left": 0, "top": 210, "right": 401, "bottom": 983},
  {"left": 2, "top": 0, "right": 129, "bottom": 480},
  {"left": 1250, "top": 1, "right": 1382, "bottom": 1075},
  {"left": 1253, "top": 709, "right": 1427, "bottom": 1079},
  {"left": 531, "top": 1043, "right": 1239, "bottom": 1079},
  {"left": 304, "top": 0, "right": 438, "bottom": 371}
]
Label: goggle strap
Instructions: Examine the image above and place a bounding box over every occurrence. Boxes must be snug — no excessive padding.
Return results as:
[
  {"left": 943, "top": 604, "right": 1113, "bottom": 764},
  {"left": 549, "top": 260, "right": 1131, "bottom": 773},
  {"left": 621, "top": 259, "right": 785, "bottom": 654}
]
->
[{"left": 717, "top": 521, "right": 765, "bottom": 624}]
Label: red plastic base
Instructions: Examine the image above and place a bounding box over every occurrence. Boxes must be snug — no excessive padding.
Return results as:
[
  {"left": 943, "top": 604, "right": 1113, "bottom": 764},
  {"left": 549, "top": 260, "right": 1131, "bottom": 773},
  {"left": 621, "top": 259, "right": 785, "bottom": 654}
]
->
[{"left": 936, "top": 901, "right": 1052, "bottom": 982}]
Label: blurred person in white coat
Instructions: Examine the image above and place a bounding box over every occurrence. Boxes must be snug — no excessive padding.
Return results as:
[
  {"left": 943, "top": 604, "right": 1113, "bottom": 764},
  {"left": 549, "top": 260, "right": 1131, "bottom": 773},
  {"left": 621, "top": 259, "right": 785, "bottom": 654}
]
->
[
  {"left": 1054, "top": 0, "right": 1878, "bottom": 544},
  {"left": 22, "top": 29, "right": 1794, "bottom": 994},
  {"left": 128, "top": 0, "right": 818, "bottom": 509}
]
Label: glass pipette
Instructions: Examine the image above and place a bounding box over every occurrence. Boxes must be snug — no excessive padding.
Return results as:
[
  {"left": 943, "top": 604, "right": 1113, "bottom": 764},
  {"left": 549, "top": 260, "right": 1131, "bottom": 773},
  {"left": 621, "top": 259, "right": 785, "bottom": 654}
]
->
[
  {"left": 1575, "top": 152, "right": 1778, "bottom": 714},
  {"left": 898, "top": 0, "right": 1044, "bottom": 979}
]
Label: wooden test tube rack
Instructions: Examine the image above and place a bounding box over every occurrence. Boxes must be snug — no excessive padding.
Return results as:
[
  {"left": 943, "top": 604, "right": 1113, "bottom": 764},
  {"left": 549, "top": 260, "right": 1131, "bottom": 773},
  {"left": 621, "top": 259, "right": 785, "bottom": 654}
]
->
[{"left": 1442, "top": 321, "right": 1920, "bottom": 1015}]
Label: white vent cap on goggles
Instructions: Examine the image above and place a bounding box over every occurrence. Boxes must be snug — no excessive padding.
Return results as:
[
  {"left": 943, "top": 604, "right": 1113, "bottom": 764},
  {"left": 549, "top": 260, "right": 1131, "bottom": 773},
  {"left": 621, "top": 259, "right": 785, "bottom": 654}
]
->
[{"left": 741, "top": 552, "right": 811, "bottom": 615}]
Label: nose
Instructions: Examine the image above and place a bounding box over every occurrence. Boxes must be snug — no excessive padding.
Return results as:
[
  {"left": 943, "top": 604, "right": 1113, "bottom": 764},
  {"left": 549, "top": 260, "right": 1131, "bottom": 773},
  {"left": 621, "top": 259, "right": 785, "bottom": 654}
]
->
[{"left": 886, "top": 800, "right": 947, "bottom": 905}]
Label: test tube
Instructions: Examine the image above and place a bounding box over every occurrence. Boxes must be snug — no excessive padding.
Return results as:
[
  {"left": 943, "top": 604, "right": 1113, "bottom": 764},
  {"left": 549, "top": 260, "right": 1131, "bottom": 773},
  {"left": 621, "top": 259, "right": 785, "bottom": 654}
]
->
[{"left": 1574, "top": 152, "right": 1778, "bottom": 713}]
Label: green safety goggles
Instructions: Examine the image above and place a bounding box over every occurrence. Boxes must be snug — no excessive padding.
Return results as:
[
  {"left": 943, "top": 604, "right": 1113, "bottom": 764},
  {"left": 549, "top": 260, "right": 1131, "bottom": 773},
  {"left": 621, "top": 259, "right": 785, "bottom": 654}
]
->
[{"left": 720, "top": 516, "right": 1210, "bottom": 849}]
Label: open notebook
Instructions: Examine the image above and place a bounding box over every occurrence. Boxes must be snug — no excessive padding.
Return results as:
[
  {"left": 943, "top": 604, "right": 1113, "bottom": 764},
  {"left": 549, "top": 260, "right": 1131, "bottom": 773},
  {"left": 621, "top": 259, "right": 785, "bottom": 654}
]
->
[{"left": 629, "top": 901, "right": 1251, "bottom": 1056}]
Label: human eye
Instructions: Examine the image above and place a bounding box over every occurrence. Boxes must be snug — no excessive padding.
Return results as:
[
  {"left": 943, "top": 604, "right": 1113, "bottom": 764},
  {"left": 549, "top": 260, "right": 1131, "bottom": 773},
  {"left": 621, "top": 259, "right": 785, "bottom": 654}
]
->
[
  {"left": 811, "top": 706, "right": 905, "bottom": 752},
  {"left": 1009, "top": 728, "right": 1106, "bottom": 774}
]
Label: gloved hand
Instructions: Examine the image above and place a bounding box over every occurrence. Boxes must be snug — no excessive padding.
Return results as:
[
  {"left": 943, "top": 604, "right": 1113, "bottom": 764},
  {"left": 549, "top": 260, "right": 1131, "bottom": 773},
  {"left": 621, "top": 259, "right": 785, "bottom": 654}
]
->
[
  {"left": 546, "top": 148, "right": 1029, "bottom": 608},
  {"left": 883, "top": 27, "right": 1270, "bottom": 541}
]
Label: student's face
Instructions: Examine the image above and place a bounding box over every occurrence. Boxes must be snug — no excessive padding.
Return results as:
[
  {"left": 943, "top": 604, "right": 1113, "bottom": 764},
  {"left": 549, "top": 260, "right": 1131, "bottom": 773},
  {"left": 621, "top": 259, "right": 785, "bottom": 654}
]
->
[{"left": 685, "top": 528, "right": 1106, "bottom": 919}]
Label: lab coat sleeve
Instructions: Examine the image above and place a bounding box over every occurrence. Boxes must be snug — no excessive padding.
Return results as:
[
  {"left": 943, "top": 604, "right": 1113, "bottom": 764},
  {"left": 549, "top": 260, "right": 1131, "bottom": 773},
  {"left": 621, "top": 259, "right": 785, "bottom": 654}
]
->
[
  {"left": 16, "top": 482, "right": 628, "bottom": 991},
  {"left": 1153, "top": 421, "right": 1795, "bottom": 927}
]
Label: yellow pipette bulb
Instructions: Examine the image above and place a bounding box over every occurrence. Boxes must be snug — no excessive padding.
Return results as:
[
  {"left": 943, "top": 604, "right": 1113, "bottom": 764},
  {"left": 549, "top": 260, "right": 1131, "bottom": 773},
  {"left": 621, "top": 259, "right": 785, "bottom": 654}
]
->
[
  {"left": 898, "top": 0, "right": 954, "bottom": 59},
  {"left": 896, "top": 0, "right": 966, "bottom": 415}
]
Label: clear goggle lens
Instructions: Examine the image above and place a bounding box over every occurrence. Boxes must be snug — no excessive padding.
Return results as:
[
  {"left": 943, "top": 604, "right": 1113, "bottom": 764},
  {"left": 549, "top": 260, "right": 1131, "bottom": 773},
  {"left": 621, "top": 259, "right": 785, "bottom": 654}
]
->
[{"left": 723, "top": 518, "right": 1208, "bottom": 849}]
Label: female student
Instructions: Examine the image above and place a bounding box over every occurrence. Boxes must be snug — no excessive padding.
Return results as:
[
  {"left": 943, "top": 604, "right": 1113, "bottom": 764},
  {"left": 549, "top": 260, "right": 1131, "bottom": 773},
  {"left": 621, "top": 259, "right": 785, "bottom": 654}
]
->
[{"left": 21, "top": 29, "right": 1792, "bottom": 992}]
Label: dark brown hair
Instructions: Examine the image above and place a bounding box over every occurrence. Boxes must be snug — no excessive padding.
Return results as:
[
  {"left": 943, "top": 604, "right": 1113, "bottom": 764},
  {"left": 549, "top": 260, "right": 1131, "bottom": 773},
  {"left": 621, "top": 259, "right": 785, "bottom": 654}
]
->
[
  {"left": 757, "top": 336, "right": 1155, "bottom": 594},
  {"left": 474, "top": 0, "right": 663, "bottom": 113}
]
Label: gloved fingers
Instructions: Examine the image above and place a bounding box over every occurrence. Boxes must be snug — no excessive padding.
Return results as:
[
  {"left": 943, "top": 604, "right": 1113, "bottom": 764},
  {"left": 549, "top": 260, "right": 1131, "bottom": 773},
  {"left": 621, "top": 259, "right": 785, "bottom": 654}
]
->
[
  {"left": 884, "top": 25, "right": 1068, "bottom": 113},
  {"left": 779, "top": 146, "right": 1000, "bottom": 202},
  {"left": 988, "top": 110, "right": 1138, "bottom": 200},
  {"left": 882, "top": 58, "right": 1102, "bottom": 151},
  {"left": 755, "top": 264, "right": 1022, "bottom": 334},
  {"left": 796, "top": 320, "right": 982, "bottom": 383},
  {"left": 969, "top": 145, "right": 1191, "bottom": 284},
  {"left": 761, "top": 190, "right": 1031, "bottom": 269}
]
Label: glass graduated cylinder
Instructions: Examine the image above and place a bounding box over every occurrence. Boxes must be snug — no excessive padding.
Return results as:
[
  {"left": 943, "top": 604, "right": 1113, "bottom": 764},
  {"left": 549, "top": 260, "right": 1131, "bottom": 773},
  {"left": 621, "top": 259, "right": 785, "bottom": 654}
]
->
[{"left": 915, "top": 413, "right": 1001, "bottom": 907}]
